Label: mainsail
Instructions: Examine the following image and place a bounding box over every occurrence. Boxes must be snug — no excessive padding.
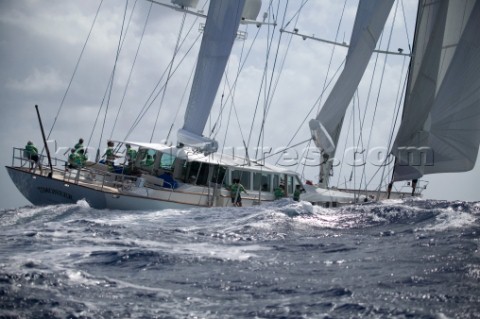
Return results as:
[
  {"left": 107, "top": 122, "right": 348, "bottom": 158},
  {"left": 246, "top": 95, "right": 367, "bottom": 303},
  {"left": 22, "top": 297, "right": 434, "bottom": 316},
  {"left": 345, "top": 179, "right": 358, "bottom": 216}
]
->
[
  {"left": 391, "top": 0, "right": 480, "bottom": 181},
  {"left": 177, "top": 0, "right": 246, "bottom": 154},
  {"left": 309, "top": 0, "right": 394, "bottom": 186}
]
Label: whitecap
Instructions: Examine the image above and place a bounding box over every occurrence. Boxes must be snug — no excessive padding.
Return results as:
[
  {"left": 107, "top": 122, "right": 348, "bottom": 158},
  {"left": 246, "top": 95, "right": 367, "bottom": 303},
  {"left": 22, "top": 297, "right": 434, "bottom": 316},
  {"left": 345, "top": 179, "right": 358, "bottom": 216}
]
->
[
  {"left": 76, "top": 199, "right": 91, "bottom": 208},
  {"left": 422, "top": 208, "right": 476, "bottom": 231}
]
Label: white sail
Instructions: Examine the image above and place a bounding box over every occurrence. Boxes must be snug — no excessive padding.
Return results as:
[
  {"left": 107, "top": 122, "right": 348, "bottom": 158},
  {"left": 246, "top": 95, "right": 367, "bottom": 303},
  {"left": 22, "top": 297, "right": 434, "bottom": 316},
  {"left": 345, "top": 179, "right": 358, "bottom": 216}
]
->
[
  {"left": 392, "top": 0, "right": 480, "bottom": 181},
  {"left": 242, "top": 0, "right": 261, "bottom": 21},
  {"left": 309, "top": 0, "right": 394, "bottom": 157},
  {"left": 178, "top": 0, "right": 246, "bottom": 154}
]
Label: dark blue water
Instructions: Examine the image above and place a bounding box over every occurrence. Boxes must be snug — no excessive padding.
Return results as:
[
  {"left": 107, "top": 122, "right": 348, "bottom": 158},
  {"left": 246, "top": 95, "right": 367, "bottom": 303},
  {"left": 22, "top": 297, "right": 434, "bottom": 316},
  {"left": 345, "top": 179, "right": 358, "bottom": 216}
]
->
[{"left": 0, "top": 199, "right": 479, "bottom": 318}]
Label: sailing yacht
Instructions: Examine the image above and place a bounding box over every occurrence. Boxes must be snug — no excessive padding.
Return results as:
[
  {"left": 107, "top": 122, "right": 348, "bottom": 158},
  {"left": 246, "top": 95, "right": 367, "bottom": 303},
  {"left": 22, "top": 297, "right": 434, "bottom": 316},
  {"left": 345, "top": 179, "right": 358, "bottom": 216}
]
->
[
  {"left": 6, "top": 0, "right": 359, "bottom": 209},
  {"left": 5, "top": 0, "right": 480, "bottom": 210}
]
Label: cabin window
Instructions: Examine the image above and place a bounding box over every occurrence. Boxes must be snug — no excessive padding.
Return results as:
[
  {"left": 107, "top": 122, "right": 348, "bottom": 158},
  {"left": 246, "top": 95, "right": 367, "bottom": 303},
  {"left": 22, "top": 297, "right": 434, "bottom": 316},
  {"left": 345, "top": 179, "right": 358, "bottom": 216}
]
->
[
  {"left": 287, "top": 175, "right": 294, "bottom": 194},
  {"left": 173, "top": 159, "right": 187, "bottom": 181},
  {"left": 137, "top": 148, "right": 156, "bottom": 171},
  {"left": 186, "top": 161, "right": 209, "bottom": 186},
  {"left": 253, "top": 172, "right": 271, "bottom": 192},
  {"left": 159, "top": 152, "right": 176, "bottom": 171},
  {"left": 273, "top": 174, "right": 281, "bottom": 188},
  {"left": 211, "top": 165, "right": 226, "bottom": 185},
  {"left": 231, "top": 170, "right": 251, "bottom": 189}
]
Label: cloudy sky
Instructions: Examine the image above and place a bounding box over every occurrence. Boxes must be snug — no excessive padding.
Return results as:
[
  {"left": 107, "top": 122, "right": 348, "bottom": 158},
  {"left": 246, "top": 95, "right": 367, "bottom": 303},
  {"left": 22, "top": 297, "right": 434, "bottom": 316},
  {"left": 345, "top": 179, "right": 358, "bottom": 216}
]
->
[{"left": 1, "top": 0, "right": 478, "bottom": 210}]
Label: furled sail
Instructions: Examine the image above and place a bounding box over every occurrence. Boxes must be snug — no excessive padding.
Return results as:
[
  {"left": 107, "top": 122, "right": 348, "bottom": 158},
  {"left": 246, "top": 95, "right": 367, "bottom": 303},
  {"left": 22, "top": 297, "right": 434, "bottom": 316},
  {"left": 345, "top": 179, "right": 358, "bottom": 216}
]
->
[
  {"left": 391, "top": 0, "right": 480, "bottom": 181},
  {"left": 177, "top": 0, "right": 246, "bottom": 154},
  {"left": 309, "top": 0, "right": 394, "bottom": 157}
]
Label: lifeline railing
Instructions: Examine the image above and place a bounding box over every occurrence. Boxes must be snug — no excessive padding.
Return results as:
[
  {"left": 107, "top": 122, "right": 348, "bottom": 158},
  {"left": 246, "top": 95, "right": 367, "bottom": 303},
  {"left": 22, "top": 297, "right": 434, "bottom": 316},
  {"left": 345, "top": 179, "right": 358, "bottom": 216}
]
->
[
  {"left": 11, "top": 147, "right": 139, "bottom": 192},
  {"left": 10, "top": 147, "right": 180, "bottom": 200}
]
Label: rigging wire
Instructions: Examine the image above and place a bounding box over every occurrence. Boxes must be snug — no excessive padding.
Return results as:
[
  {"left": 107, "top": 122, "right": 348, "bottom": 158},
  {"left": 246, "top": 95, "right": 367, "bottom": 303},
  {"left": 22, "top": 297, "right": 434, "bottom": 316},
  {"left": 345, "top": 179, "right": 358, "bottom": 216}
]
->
[
  {"left": 364, "top": 52, "right": 410, "bottom": 193},
  {"left": 122, "top": 0, "right": 209, "bottom": 141},
  {"left": 273, "top": 59, "right": 346, "bottom": 166},
  {"left": 46, "top": 0, "right": 104, "bottom": 140},
  {"left": 150, "top": 11, "right": 187, "bottom": 143},
  {"left": 342, "top": 32, "right": 386, "bottom": 193},
  {"left": 256, "top": 0, "right": 308, "bottom": 159},
  {"left": 261, "top": 138, "right": 311, "bottom": 161},
  {"left": 306, "top": 0, "right": 349, "bottom": 184},
  {"left": 253, "top": 0, "right": 285, "bottom": 159},
  {"left": 210, "top": 23, "right": 257, "bottom": 146},
  {"left": 260, "top": 1, "right": 321, "bottom": 166},
  {"left": 206, "top": 2, "right": 248, "bottom": 142},
  {"left": 400, "top": 0, "right": 413, "bottom": 51},
  {"left": 219, "top": 83, "right": 236, "bottom": 160},
  {"left": 353, "top": 92, "right": 358, "bottom": 197},
  {"left": 99, "top": 0, "right": 129, "bottom": 147},
  {"left": 110, "top": 0, "right": 150, "bottom": 139},
  {"left": 123, "top": 31, "right": 202, "bottom": 140},
  {"left": 358, "top": 0, "right": 400, "bottom": 195},
  {"left": 368, "top": 0, "right": 417, "bottom": 196},
  {"left": 214, "top": 26, "right": 254, "bottom": 166},
  {"left": 351, "top": 27, "right": 398, "bottom": 193},
  {"left": 211, "top": 30, "right": 260, "bottom": 136},
  {"left": 275, "top": 0, "right": 348, "bottom": 167},
  {"left": 212, "top": 1, "right": 291, "bottom": 163},
  {"left": 375, "top": 54, "right": 410, "bottom": 194},
  {"left": 355, "top": 90, "right": 367, "bottom": 192},
  {"left": 233, "top": 0, "right": 304, "bottom": 160},
  {"left": 86, "top": 0, "right": 132, "bottom": 155},
  {"left": 214, "top": 8, "right": 263, "bottom": 163},
  {"left": 299, "top": 139, "right": 313, "bottom": 181},
  {"left": 207, "top": 17, "right": 266, "bottom": 158},
  {"left": 206, "top": 0, "right": 281, "bottom": 160},
  {"left": 165, "top": 61, "right": 196, "bottom": 143},
  {"left": 335, "top": 91, "right": 356, "bottom": 188},
  {"left": 315, "top": 0, "right": 348, "bottom": 115},
  {"left": 219, "top": 71, "right": 252, "bottom": 152},
  {"left": 282, "top": 0, "right": 309, "bottom": 28}
]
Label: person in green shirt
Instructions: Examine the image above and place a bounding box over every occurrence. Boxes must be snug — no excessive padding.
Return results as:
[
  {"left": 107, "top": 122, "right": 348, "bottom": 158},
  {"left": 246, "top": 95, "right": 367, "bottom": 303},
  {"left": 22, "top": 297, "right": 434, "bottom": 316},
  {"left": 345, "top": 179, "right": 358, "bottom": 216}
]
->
[
  {"left": 274, "top": 185, "right": 285, "bottom": 200},
  {"left": 76, "top": 149, "right": 87, "bottom": 167},
  {"left": 230, "top": 178, "right": 247, "bottom": 207},
  {"left": 145, "top": 154, "right": 154, "bottom": 166},
  {"left": 67, "top": 148, "right": 87, "bottom": 169},
  {"left": 74, "top": 138, "right": 84, "bottom": 153},
  {"left": 24, "top": 141, "right": 42, "bottom": 173},
  {"left": 124, "top": 144, "right": 138, "bottom": 174},
  {"left": 67, "top": 148, "right": 80, "bottom": 169},
  {"left": 102, "top": 141, "right": 120, "bottom": 166},
  {"left": 125, "top": 144, "right": 137, "bottom": 165}
]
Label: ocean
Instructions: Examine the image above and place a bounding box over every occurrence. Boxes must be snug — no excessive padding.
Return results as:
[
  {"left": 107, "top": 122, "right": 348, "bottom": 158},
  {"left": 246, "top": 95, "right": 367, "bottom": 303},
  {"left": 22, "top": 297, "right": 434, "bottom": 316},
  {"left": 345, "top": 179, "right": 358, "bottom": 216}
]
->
[{"left": 0, "top": 198, "right": 479, "bottom": 318}]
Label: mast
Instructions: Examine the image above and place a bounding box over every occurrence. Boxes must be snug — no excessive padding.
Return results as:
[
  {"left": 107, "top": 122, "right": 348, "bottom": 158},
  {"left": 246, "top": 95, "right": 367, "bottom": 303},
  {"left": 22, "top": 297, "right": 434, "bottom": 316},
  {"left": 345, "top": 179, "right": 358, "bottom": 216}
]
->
[{"left": 35, "top": 105, "right": 53, "bottom": 177}]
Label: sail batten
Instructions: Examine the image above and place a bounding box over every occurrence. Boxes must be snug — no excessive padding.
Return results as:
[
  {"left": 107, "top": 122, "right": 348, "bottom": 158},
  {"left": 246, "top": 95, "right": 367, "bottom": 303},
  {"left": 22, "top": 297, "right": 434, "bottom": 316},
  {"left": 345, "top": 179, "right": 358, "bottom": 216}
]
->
[{"left": 392, "top": 0, "right": 480, "bottom": 181}]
